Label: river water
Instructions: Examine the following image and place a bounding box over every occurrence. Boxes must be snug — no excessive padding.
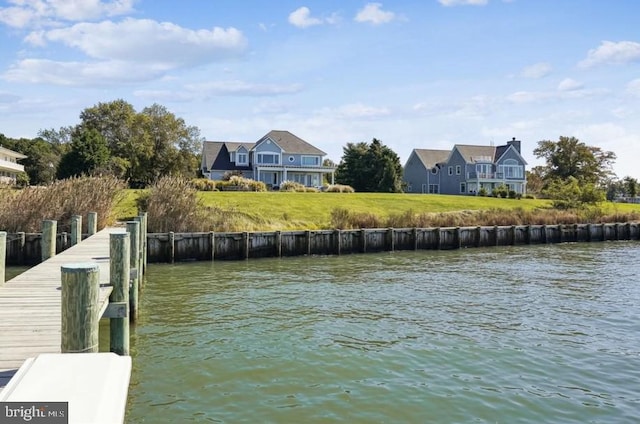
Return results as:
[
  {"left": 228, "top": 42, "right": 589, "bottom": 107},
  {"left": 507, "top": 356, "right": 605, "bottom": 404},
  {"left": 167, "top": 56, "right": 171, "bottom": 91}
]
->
[{"left": 123, "top": 242, "right": 640, "bottom": 423}]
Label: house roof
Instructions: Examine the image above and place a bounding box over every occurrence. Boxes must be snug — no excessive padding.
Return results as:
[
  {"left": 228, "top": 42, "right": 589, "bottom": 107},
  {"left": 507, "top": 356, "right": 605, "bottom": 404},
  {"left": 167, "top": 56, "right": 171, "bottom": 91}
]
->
[
  {"left": 258, "top": 130, "right": 326, "bottom": 156},
  {"left": 453, "top": 144, "right": 497, "bottom": 163},
  {"left": 0, "top": 145, "right": 27, "bottom": 159},
  {"left": 412, "top": 149, "right": 450, "bottom": 169},
  {"left": 202, "top": 141, "right": 252, "bottom": 172}
]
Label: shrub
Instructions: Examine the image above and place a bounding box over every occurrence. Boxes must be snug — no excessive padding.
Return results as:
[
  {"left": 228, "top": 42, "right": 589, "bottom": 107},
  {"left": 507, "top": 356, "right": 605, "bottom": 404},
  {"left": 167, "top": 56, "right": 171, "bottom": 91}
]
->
[
  {"left": 221, "top": 170, "right": 244, "bottom": 181},
  {"left": 217, "top": 176, "right": 267, "bottom": 192},
  {"left": 478, "top": 187, "right": 488, "bottom": 197},
  {"left": 280, "top": 181, "right": 306, "bottom": 192},
  {"left": 326, "top": 184, "right": 355, "bottom": 193},
  {"left": 190, "top": 178, "right": 217, "bottom": 191},
  {"left": 508, "top": 190, "right": 517, "bottom": 199}
]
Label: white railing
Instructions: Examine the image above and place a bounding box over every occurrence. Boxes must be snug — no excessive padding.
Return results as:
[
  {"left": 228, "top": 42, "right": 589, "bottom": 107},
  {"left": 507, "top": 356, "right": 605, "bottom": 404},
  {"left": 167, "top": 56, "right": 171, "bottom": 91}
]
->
[{"left": 0, "top": 158, "right": 24, "bottom": 173}]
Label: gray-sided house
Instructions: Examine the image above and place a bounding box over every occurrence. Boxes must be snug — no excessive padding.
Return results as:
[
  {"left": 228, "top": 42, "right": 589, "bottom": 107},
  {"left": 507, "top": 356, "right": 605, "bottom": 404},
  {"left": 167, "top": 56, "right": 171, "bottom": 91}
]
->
[
  {"left": 403, "top": 138, "right": 527, "bottom": 195},
  {"left": 201, "top": 130, "right": 336, "bottom": 188}
]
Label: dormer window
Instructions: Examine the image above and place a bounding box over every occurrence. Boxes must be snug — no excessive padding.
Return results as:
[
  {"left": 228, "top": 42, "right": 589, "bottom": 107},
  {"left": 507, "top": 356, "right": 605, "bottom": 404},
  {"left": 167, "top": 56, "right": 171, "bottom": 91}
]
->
[{"left": 237, "top": 153, "right": 248, "bottom": 165}]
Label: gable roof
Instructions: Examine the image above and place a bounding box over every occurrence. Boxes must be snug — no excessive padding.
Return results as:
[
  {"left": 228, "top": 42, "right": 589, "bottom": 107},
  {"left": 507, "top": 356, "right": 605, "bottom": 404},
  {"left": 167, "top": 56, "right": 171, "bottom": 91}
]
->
[
  {"left": 412, "top": 149, "right": 450, "bottom": 169},
  {"left": 453, "top": 144, "right": 497, "bottom": 163},
  {"left": 257, "top": 130, "right": 326, "bottom": 155},
  {"left": 201, "top": 141, "right": 252, "bottom": 171}
]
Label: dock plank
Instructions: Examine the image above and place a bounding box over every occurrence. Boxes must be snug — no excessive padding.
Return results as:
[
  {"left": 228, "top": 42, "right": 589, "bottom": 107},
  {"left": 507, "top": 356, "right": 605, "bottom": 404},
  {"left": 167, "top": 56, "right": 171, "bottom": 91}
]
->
[{"left": 0, "top": 227, "right": 126, "bottom": 388}]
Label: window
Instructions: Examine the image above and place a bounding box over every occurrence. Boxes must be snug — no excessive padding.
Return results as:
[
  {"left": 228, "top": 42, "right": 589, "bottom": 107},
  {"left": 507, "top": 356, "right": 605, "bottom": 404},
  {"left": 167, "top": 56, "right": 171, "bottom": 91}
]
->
[
  {"left": 456, "top": 165, "right": 461, "bottom": 175},
  {"left": 448, "top": 166, "right": 453, "bottom": 175},
  {"left": 431, "top": 167, "right": 438, "bottom": 175},
  {"left": 429, "top": 184, "right": 439, "bottom": 194},
  {"left": 498, "top": 159, "right": 523, "bottom": 179},
  {"left": 460, "top": 182, "right": 467, "bottom": 193},
  {"left": 407, "top": 184, "right": 413, "bottom": 192},
  {"left": 476, "top": 163, "right": 492, "bottom": 178},
  {"left": 257, "top": 153, "right": 280, "bottom": 164},
  {"left": 237, "top": 153, "right": 248, "bottom": 165},
  {"left": 302, "top": 156, "right": 320, "bottom": 166}
]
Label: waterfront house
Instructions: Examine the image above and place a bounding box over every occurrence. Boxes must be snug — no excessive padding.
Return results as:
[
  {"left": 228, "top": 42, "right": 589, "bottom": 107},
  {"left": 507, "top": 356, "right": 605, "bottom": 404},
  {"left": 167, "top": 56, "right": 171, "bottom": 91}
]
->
[
  {"left": 403, "top": 138, "right": 527, "bottom": 195},
  {"left": 201, "top": 130, "right": 336, "bottom": 188},
  {"left": 0, "top": 145, "right": 26, "bottom": 184}
]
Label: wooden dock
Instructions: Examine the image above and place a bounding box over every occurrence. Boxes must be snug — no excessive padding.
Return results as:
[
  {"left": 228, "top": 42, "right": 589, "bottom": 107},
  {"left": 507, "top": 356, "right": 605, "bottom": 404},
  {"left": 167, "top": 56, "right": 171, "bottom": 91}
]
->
[{"left": 0, "top": 227, "right": 126, "bottom": 388}]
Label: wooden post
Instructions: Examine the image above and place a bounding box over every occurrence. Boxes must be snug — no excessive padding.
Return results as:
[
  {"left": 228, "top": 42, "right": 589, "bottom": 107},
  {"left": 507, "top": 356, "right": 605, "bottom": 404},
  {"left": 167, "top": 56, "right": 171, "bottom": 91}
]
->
[
  {"left": 87, "top": 212, "right": 98, "bottom": 236},
  {"left": 209, "top": 231, "right": 215, "bottom": 260},
  {"left": 61, "top": 263, "right": 100, "bottom": 353},
  {"left": 141, "top": 212, "right": 148, "bottom": 273},
  {"left": 435, "top": 228, "right": 441, "bottom": 249},
  {"left": 494, "top": 225, "right": 500, "bottom": 246},
  {"left": 41, "top": 220, "right": 57, "bottom": 262},
  {"left": 511, "top": 225, "right": 517, "bottom": 245},
  {"left": 242, "top": 232, "right": 250, "bottom": 259},
  {"left": 306, "top": 230, "right": 312, "bottom": 255},
  {"left": 387, "top": 228, "right": 395, "bottom": 252},
  {"left": 542, "top": 225, "right": 548, "bottom": 243},
  {"left": 168, "top": 231, "right": 175, "bottom": 263},
  {"left": 17, "top": 232, "right": 25, "bottom": 265},
  {"left": 0, "top": 231, "right": 5, "bottom": 285},
  {"left": 275, "top": 231, "right": 282, "bottom": 257},
  {"left": 412, "top": 228, "right": 418, "bottom": 250},
  {"left": 455, "top": 227, "right": 462, "bottom": 249},
  {"left": 525, "top": 225, "right": 532, "bottom": 244},
  {"left": 360, "top": 229, "right": 367, "bottom": 253},
  {"left": 626, "top": 222, "right": 632, "bottom": 240},
  {"left": 476, "top": 226, "right": 482, "bottom": 247},
  {"left": 586, "top": 223, "right": 592, "bottom": 242},
  {"left": 134, "top": 216, "right": 144, "bottom": 277},
  {"left": 334, "top": 229, "right": 342, "bottom": 255},
  {"left": 126, "top": 221, "right": 140, "bottom": 323},
  {"left": 110, "top": 233, "right": 130, "bottom": 356},
  {"left": 70, "top": 215, "right": 82, "bottom": 246}
]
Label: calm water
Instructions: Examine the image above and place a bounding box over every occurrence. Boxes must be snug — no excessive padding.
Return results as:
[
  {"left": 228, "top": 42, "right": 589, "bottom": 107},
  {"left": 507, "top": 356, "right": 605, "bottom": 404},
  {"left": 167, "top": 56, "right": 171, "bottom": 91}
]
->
[{"left": 123, "top": 243, "right": 640, "bottom": 423}]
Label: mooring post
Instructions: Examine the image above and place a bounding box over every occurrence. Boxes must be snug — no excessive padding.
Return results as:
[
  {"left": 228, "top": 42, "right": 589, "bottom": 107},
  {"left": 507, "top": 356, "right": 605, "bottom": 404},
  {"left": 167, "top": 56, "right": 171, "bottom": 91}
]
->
[
  {"left": 134, "top": 216, "right": 144, "bottom": 278},
  {"left": 61, "top": 263, "right": 100, "bottom": 353},
  {"left": 242, "top": 232, "right": 250, "bottom": 259},
  {"left": 126, "top": 221, "right": 140, "bottom": 323},
  {"left": 110, "top": 233, "right": 130, "bottom": 356},
  {"left": 387, "top": 228, "right": 395, "bottom": 252},
  {"left": 334, "top": 229, "right": 342, "bottom": 255},
  {"left": 455, "top": 227, "right": 462, "bottom": 249},
  {"left": 360, "top": 229, "right": 367, "bottom": 253},
  {"left": 141, "top": 212, "right": 148, "bottom": 273},
  {"left": 41, "top": 220, "right": 57, "bottom": 262},
  {"left": 0, "top": 231, "right": 6, "bottom": 285},
  {"left": 306, "top": 230, "right": 312, "bottom": 256},
  {"left": 413, "top": 228, "right": 419, "bottom": 250},
  {"left": 70, "top": 215, "right": 82, "bottom": 246},
  {"left": 275, "top": 231, "right": 282, "bottom": 257},
  {"left": 87, "top": 212, "right": 98, "bottom": 236},
  {"left": 168, "top": 231, "right": 175, "bottom": 263},
  {"left": 476, "top": 226, "right": 482, "bottom": 247},
  {"left": 209, "top": 231, "right": 215, "bottom": 261}
]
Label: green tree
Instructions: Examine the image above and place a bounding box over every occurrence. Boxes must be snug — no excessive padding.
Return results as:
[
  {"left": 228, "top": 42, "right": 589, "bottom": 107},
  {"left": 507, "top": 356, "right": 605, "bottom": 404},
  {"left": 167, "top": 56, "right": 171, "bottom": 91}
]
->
[
  {"left": 57, "top": 128, "right": 110, "bottom": 179},
  {"left": 533, "top": 136, "right": 616, "bottom": 187},
  {"left": 544, "top": 176, "right": 605, "bottom": 209},
  {"left": 336, "top": 139, "right": 403, "bottom": 192},
  {"left": 1, "top": 134, "right": 64, "bottom": 185},
  {"left": 622, "top": 176, "right": 638, "bottom": 198}
]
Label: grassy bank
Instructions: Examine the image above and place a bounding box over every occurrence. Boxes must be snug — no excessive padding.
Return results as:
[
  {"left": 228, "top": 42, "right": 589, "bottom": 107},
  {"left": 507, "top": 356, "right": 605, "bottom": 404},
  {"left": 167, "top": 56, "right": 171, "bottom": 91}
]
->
[{"left": 115, "top": 189, "right": 640, "bottom": 232}]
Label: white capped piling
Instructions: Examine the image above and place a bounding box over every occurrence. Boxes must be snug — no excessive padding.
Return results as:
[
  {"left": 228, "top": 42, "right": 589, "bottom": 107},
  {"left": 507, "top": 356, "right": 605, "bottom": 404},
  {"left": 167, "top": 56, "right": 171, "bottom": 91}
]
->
[
  {"left": 126, "top": 221, "right": 140, "bottom": 323},
  {"left": 87, "top": 212, "right": 98, "bottom": 236},
  {"left": 71, "top": 215, "right": 82, "bottom": 246},
  {"left": 41, "top": 220, "right": 57, "bottom": 262},
  {"left": 110, "top": 233, "right": 130, "bottom": 355},
  {"left": 0, "top": 231, "right": 6, "bottom": 285},
  {"left": 61, "top": 263, "right": 100, "bottom": 353}
]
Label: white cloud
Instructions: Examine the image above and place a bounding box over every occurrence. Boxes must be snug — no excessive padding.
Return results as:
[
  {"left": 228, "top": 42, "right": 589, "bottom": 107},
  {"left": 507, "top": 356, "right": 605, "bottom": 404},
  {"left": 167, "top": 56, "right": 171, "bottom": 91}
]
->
[
  {"left": 557, "top": 78, "right": 583, "bottom": 91},
  {"left": 317, "top": 103, "right": 391, "bottom": 119},
  {"left": 185, "top": 80, "right": 303, "bottom": 97},
  {"left": 579, "top": 40, "right": 640, "bottom": 68},
  {"left": 28, "top": 18, "right": 247, "bottom": 66},
  {"left": 354, "top": 3, "right": 396, "bottom": 25},
  {"left": 3, "top": 58, "right": 165, "bottom": 85},
  {"left": 288, "top": 7, "right": 322, "bottom": 28},
  {"left": 0, "top": 0, "right": 135, "bottom": 28},
  {"left": 627, "top": 79, "right": 640, "bottom": 97},
  {"left": 438, "top": 0, "right": 489, "bottom": 6},
  {"left": 520, "top": 62, "right": 552, "bottom": 79}
]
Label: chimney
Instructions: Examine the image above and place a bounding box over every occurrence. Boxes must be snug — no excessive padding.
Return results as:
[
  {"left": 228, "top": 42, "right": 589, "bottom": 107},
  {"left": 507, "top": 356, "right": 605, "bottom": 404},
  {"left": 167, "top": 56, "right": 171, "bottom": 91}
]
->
[{"left": 507, "top": 137, "right": 521, "bottom": 154}]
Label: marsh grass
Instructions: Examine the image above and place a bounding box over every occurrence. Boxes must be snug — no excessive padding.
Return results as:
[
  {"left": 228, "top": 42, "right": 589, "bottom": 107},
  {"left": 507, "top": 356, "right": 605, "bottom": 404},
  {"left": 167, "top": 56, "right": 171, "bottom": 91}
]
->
[{"left": 0, "top": 176, "right": 125, "bottom": 232}]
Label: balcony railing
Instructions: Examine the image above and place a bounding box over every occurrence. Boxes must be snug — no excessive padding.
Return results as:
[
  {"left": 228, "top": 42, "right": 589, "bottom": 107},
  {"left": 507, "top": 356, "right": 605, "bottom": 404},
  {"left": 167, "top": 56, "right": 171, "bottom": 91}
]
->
[
  {"left": 0, "top": 159, "right": 24, "bottom": 173},
  {"left": 467, "top": 171, "right": 505, "bottom": 180}
]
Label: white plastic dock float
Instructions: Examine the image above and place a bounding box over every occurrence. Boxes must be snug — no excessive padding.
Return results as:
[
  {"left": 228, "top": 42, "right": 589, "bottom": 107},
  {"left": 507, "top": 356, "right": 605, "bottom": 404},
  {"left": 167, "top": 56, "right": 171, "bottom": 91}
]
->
[{"left": 0, "top": 353, "right": 131, "bottom": 424}]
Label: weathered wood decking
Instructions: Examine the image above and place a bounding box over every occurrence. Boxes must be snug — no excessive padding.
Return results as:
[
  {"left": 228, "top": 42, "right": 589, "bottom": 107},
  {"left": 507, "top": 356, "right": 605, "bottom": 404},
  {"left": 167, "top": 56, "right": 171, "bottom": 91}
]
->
[{"left": 0, "top": 227, "right": 125, "bottom": 388}]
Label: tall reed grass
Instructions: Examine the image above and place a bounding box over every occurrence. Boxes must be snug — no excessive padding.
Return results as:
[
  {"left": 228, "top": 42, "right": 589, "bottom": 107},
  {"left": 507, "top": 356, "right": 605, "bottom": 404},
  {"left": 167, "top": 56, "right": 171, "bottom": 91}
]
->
[{"left": 0, "top": 176, "right": 125, "bottom": 232}]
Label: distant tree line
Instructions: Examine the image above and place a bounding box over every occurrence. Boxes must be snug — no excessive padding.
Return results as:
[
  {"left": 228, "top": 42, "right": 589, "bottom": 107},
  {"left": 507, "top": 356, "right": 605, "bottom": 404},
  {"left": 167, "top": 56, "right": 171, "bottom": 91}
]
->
[{"left": 1, "top": 99, "right": 202, "bottom": 187}]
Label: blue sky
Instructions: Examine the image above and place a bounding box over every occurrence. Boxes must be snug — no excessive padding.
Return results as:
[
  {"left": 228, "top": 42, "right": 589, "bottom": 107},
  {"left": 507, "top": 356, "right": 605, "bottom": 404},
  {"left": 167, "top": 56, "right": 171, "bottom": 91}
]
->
[{"left": 1, "top": 0, "right": 639, "bottom": 179}]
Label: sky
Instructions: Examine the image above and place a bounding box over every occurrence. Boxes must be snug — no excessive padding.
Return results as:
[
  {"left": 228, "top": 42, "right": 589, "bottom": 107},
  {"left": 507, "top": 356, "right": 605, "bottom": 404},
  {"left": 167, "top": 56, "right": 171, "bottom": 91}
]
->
[{"left": 1, "top": 0, "right": 639, "bottom": 179}]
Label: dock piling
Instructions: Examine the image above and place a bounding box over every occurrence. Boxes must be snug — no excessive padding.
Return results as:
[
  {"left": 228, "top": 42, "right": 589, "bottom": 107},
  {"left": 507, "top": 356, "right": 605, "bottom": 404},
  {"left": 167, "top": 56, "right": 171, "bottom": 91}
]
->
[
  {"left": 87, "top": 212, "right": 98, "bottom": 236},
  {"left": 110, "top": 233, "right": 130, "bottom": 356},
  {"left": 71, "top": 215, "right": 82, "bottom": 246},
  {"left": 0, "top": 231, "right": 5, "bottom": 285},
  {"left": 126, "top": 221, "right": 140, "bottom": 323},
  {"left": 41, "top": 220, "right": 57, "bottom": 262},
  {"left": 61, "top": 263, "right": 100, "bottom": 353}
]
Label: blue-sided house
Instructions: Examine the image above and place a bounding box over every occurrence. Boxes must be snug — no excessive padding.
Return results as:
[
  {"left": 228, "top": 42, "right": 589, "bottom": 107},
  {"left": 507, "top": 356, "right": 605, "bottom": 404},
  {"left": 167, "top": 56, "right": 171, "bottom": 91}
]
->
[
  {"left": 403, "top": 138, "right": 527, "bottom": 195},
  {"left": 201, "top": 130, "right": 336, "bottom": 188}
]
